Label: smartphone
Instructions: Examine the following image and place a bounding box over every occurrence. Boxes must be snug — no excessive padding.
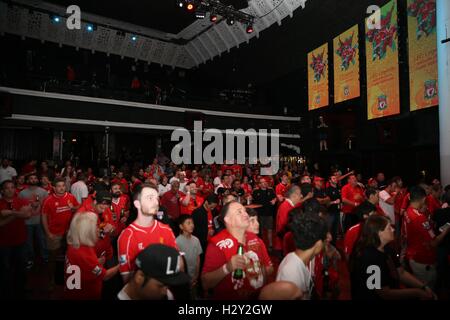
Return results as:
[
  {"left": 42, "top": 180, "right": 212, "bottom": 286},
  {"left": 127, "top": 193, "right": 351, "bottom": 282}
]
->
[{"left": 439, "top": 222, "right": 450, "bottom": 233}]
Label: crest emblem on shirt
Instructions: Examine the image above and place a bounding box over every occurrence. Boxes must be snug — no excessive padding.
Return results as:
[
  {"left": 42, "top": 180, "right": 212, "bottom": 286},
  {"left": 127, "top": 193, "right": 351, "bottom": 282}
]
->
[
  {"left": 119, "top": 254, "right": 127, "bottom": 265},
  {"left": 92, "top": 265, "right": 102, "bottom": 276},
  {"left": 216, "top": 238, "right": 234, "bottom": 249},
  {"left": 138, "top": 243, "right": 144, "bottom": 250}
]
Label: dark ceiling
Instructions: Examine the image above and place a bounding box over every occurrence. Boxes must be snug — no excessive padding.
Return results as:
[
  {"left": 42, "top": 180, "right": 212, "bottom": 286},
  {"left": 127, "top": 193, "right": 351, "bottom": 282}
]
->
[{"left": 46, "top": 0, "right": 198, "bottom": 34}]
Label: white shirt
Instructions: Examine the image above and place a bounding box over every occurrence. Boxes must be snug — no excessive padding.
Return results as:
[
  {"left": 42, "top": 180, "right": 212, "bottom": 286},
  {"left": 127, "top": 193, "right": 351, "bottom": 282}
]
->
[
  {"left": 158, "top": 183, "right": 171, "bottom": 196},
  {"left": 213, "top": 176, "right": 221, "bottom": 187},
  {"left": 276, "top": 252, "right": 314, "bottom": 300},
  {"left": 379, "top": 190, "right": 395, "bottom": 224},
  {"left": 0, "top": 166, "right": 17, "bottom": 184},
  {"left": 70, "top": 180, "right": 89, "bottom": 204}
]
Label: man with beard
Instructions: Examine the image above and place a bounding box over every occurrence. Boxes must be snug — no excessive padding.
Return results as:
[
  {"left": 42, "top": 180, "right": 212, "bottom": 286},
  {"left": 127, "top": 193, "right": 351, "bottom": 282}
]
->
[
  {"left": 110, "top": 182, "right": 130, "bottom": 237},
  {"left": 41, "top": 177, "right": 79, "bottom": 289},
  {"left": 118, "top": 184, "right": 177, "bottom": 283},
  {"left": 18, "top": 173, "right": 49, "bottom": 268},
  {"left": 180, "top": 182, "right": 204, "bottom": 215}
]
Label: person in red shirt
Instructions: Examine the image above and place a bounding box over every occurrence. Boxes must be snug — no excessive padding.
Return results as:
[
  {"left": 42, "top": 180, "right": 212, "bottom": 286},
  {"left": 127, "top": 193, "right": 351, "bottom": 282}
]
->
[
  {"left": 231, "top": 162, "right": 243, "bottom": 180},
  {"left": 130, "top": 173, "right": 143, "bottom": 194},
  {"left": 41, "top": 177, "right": 80, "bottom": 288},
  {"left": 190, "top": 170, "right": 204, "bottom": 193},
  {"left": 15, "top": 174, "right": 27, "bottom": 195},
  {"left": 241, "top": 176, "right": 252, "bottom": 197},
  {"left": 180, "top": 182, "right": 204, "bottom": 215},
  {"left": 427, "top": 184, "right": 443, "bottom": 216},
  {"left": 275, "top": 173, "right": 290, "bottom": 203},
  {"left": 21, "top": 159, "right": 37, "bottom": 176},
  {"left": 201, "top": 201, "right": 272, "bottom": 300},
  {"left": 77, "top": 190, "right": 115, "bottom": 262},
  {"left": 0, "top": 180, "right": 32, "bottom": 299},
  {"left": 341, "top": 174, "right": 365, "bottom": 232},
  {"left": 86, "top": 167, "right": 96, "bottom": 186},
  {"left": 40, "top": 175, "right": 53, "bottom": 195},
  {"left": 404, "top": 186, "right": 450, "bottom": 289},
  {"left": 160, "top": 180, "right": 185, "bottom": 223},
  {"left": 275, "top": 185, "right": 310, "bottom": 251},
  {"left": 110, "top": 182, "right": 130, "bottom": 237},
  {"left": 343, "top": 201, "right": 377, "bottom": 260},
  {"left": 118, "top": 184, "right": 177, "bottom": 283},
  {"left": 64, "top": 212, "right": 119, "bottom": 300},
  {"left": 202, "top": 175, "right": 214, "bottom": 197},
  {"left": 112, "top": 171, "right": 129, "bottom": 195}
]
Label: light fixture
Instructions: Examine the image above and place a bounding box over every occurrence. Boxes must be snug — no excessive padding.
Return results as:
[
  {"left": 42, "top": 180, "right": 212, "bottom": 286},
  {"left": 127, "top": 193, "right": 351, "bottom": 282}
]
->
[
  {"left": 86, "top": 24, "right": 95, "bottom": 32},
  {"left": 186, "top": 1, "right": 195, "bottom": 11},
  {"left": 246, "top": 24, "right": 253, "bottom": 34},
  {"left": 50, "top": 15, "right": 61, "bottom": 23},
  {"left": 195, "top": 11, "right": 206, "bottom": 19},
  {"left": 226, "top": 17, "right": 235, "bottom": 25},
  {"left": 210, "top": 13, "right": 218, "bottom": 22},
  {"left": 178, "top": 1, "right": 184, "bottom": 8},
  {"left": 131, "top": 35, "right": 137, "bottom": 41}
]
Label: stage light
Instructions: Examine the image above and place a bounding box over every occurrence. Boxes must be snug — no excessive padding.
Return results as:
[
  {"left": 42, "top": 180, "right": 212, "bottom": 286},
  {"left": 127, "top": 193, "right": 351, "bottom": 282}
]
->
[
  {"left": 210, "top": 14, "right": 218, "bottom": 22},
  {"left": 86, "top": 24, "right": 94, "bottom": 32},
  {"left": 246, "top": 24, "right": 253, "bottom": 34},
  {"left": 178, "top": 1, "right": 184, "bottom": 8},
  {"left": 186, "top": 3, "right": 195, "bottom": 11},
  {"left": 50, "top": 15, "right": 61, "bottom": 23},
  {"left": 226, "top": 17, "right": 235, "bottom": 25},
  {"left": 131, "top": 35, "right": 137, "bottom": 41}
]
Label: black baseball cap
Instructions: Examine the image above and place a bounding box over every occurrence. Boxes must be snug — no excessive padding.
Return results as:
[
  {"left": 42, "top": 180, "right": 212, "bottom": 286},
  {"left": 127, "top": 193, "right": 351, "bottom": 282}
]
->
[
  {"left": 95, "top": 190, "right": 112, "bottom": 204},
  {"left": 135, "top": 244, "right": 190, "bottom": 287}
]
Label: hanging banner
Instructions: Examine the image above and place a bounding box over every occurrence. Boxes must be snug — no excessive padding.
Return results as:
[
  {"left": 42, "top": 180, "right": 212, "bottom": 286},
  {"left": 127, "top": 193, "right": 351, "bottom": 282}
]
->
[
  {"left": 333, "top": 24, "right": 360, "bottom": 103},
  {"left": 365, "top": 0, "right": 400, "bottom": 120},
  {"left": 308, "top": 43, "right": 329, "bottom": 110},
  {"left": 407, "top": 0, "right": 438, "bottom": 111}
]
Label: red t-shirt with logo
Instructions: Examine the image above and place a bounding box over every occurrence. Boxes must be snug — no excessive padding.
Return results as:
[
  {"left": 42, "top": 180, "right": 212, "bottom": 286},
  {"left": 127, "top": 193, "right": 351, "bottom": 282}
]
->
[
  {"left": 110, "top": 195, "right": 130, "bottom": 235},
  {"left": 202, "top": 229, "right": 272, "bottom": 300},
  {"left": 0, "top": 197, "right": 28, "bottom": 246},
  {"left": 344, "top": 223, "right": 362, "bottom": 257},
  {"left": 117, "top": 221, "right": 177, "bottom": 277},
  {"left": 341, "top": 184, "right": 365, "bottom": 214},
  {"left": 64, "top": 245, "right": 106, "bottom": 300},
  {"left": 191, "top": 177, "right": 205, "bottom": 189},
  {"left": 180, "top": 195, "right": 204, "bottom": 215},
  {"left": 404, "top": 207, "right": 436, "bottom": 264},
  {"left": 202, "top": 182, "right": 214, "bottom": 197},
  {"left": 160, "top": 190, "right": 185, "bottom": 220},
  {"left": 42, "top": 192, "right": 79, "bottom": 236}
]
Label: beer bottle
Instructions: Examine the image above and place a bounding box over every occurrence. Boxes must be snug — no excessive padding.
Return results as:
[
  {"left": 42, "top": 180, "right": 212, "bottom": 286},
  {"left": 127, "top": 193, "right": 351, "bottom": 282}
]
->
[{"left": 233, "top": 244, "right": 244, "bottom": 280}]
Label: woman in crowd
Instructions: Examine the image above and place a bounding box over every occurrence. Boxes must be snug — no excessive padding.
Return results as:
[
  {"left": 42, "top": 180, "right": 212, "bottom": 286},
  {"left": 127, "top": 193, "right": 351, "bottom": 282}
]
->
[
  {"left": 350, "top": 215, "right": 436, "bottom": 300},
  {"left": 64, "top": 212, "right": 119, "bottom": 300}
]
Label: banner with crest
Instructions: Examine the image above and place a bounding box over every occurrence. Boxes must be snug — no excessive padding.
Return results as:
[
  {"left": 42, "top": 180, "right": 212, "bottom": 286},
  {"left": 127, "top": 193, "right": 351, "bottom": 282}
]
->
[
  {"left": 365, "top": 0, "right": 400, "bottom": 120},
  {"left": 333, "top": 25, "right": 360, "bottom": 104},
  {"left": 407, "top": 0, "right": 438, "bottom": 111},
  {"left": 308, "top": 43, "right": 329, "bottom": 110}
]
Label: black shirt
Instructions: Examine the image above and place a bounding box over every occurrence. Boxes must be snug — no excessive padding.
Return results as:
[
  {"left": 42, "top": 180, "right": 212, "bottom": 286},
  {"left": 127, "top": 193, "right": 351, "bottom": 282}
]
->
[
  {"left": 432, "top": 207, "right": 450, "bottom": 250},
  {"left": 252, "top": 188, "right": 276, "bottom": 216},
  {"left": 351, "top": 246, "right": 400, "bottom": 300},
  {"left": 326, "top": 185, "right": 341, "bottom": 213}
]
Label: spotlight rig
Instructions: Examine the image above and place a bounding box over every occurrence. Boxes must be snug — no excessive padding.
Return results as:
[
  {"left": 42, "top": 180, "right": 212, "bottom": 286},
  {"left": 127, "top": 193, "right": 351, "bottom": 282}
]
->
[{"left": 178, "top": 0, "right": 255, "bottom": 32}]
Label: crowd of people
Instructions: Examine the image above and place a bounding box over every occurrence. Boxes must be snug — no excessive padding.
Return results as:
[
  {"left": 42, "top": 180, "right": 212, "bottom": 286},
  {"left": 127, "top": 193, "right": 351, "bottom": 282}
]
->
[{"left": 0, "top": 156, "right": 449, "bottom": 300}]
